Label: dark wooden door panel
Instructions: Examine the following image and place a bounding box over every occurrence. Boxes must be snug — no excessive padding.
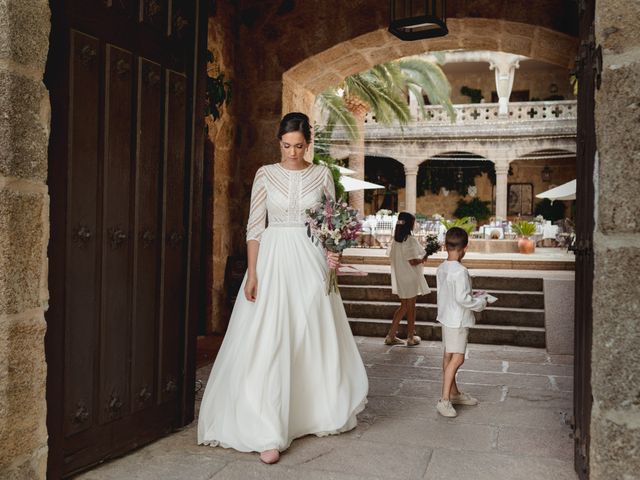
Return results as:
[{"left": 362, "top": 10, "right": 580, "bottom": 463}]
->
[
  {"left": 99, "top": 44, "right": 135, "bottom": 424},
  {"left": 573, "top": 0, "right": 596, "bottom": 478},
  {"left": 158, "top": 70, "right": 187, "bottom": 405},
  {"left": 63, "top": 30, "right": 101, "bottom": 438},
  {"left": 130, "top": 57, "right": 163, "bottom": 413},
  {"left": 46, "top": 0, "right": 206, "bottom": 477}
]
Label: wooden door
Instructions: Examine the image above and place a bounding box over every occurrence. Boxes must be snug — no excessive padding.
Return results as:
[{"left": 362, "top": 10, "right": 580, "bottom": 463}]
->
[
  {"left": 45, "top": 0, "right": 206, "bottom": 477},
  {"left": 573, "top": 0, "right": 597, "bottom": 477}
]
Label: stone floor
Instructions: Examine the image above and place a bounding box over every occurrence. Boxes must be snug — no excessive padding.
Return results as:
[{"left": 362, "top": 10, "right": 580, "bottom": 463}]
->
[{"left": 76, "top": 337, "right": 577, "bottom": 480}]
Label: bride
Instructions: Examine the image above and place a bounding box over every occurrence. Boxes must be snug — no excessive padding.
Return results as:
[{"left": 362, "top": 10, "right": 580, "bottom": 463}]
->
[{"left": 197, "top": 112, "right": 368, "bottom": 464}]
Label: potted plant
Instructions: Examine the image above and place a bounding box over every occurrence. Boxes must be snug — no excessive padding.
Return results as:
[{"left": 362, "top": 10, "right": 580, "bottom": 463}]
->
[{"left": 511, "top": 221, "right": 537, "bottom": 254}]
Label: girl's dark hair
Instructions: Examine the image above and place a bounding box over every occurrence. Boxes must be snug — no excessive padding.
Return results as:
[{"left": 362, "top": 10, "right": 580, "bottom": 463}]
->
[
  {"left": 394, "top": 212, "right": 415, "bottom": 242},
  {"left": 277, "top": 112, "right": 311, "bottom": 143}
]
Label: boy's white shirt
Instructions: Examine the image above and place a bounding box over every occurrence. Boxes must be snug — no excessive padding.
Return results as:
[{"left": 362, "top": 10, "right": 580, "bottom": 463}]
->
[{"left": 436, "top": 260, "right": 487, "bottom": 328}]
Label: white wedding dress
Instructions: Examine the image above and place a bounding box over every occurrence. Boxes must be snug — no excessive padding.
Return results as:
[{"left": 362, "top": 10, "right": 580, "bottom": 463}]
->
[{"left": 197, "top": 162, "right": 368, "bottom": 453}]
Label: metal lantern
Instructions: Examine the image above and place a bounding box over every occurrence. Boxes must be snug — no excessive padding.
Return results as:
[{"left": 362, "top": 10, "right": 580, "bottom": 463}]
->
[
  {"left": 541, "top": 165, "right": 552, "bottom": 182},
  {"left": 389, "top": 0, "right": 448, "bottom": 41}
]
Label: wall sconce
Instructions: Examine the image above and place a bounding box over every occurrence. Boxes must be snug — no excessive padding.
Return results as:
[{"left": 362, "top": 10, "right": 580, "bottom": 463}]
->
[
  {"left": 389, "top": 0, "right": 448, "bottom": 41},
  {"left": 541, "top": 165, "right": 552, "bottom": 182}
]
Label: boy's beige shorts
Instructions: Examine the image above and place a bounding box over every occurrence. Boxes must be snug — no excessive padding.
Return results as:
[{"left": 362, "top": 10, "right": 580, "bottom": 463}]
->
[{"left": 442, "top": 326, "right": 469, "bottom": 354}]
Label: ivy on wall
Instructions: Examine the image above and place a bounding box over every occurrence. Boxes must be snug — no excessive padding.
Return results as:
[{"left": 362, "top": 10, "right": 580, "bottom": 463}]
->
[{"left": 205, "top": 50, "right": 232, "bottom": 121}]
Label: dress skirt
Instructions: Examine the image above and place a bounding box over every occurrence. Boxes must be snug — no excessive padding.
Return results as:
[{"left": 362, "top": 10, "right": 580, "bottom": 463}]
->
[{"left": 197, "top": 225, "right": 369, "bottom": 452}]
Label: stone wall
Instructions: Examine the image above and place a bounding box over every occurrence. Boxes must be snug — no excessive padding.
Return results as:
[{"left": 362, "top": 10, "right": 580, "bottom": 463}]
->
[
  {"left": 206, "top": 4, "right": 240, "bottom": 333},
  {"left": 0, "top": 0, "right": 51, "bottom": 478},
  {"left": 591, "top": 0, "right": 640, "bottom": 477}
]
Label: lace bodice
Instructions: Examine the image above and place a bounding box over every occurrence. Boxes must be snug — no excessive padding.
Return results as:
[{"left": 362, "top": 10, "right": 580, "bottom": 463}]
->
[{"left": 247, "top": 163, "right": 335, "bottom": 242}]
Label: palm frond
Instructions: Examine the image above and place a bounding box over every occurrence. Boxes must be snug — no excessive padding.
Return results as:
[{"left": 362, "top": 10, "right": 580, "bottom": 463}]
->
[{"left": 316, "top": 90, "right": 359, "bottom": 140}]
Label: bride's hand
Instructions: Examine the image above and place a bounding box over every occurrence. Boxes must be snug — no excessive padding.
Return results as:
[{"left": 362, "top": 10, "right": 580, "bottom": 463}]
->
[
  {"left": 244, "top": 275, "right": 258, "bottom": 302},
  {"left": 326, "top": 251, "right": 341, "bottom": 270}
]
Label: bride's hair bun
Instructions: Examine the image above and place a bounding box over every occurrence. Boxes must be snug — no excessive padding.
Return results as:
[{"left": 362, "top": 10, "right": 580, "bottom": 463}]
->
[{"left": 278, "top": 112, "right": 311, "bottom": 143}]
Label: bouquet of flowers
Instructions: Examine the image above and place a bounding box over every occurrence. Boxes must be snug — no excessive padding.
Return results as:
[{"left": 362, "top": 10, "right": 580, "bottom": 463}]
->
[
  {"left": 306, "top": 193, "right": 362, "bottom": 295},
  {"left": 424, "top": 234, "right": 441, "bottom": 257}
]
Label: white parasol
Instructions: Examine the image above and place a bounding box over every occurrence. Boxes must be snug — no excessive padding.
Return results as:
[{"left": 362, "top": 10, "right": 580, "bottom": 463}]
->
[{"left": 536, "top": 179, "right": 576, "bottom": 202}]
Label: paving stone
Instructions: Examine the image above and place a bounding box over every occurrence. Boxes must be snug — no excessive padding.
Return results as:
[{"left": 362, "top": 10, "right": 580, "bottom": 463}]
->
[
  {"left": 497, "top": 425, "right": 574, "bottom": 462},
  {"left": 464, "top": 402, "right": 571, "bottom": 430},
  {"left": 456, "top": 371, "right": 553, "bottom": 390},
  {"left": 504, "top": 388, "right": 573, "bottom": 409},
  {"left": 506, "top": 362, "right": 573, "bottom": 377},
  {"left": 367, "top": 375, "right": 404, "bottom": 396},
  {"left": 361, "top": 416, "right": 496, "bottom": 453},
  {"left": 364, "top": 352, "right": 429, "bottom": 367},
  {"left": 424, "top": 449, "right": 577, "bottom": 480},
  {"left": 467, "top": 349, "right": 550, "bottom": 363},
  {"left": 76, "top": 452, "right": 228, "bottom": 480},
  {"left": 397, "top": 379, "right": 505, "bottom": 403},
  {"left": 283, "top": 437, "right": 431, "bottom": 480},
  {"left": 547, "top": 354, "right": 574, "bottom": 365},
  {"left": 366, "top": 364, "right": 443, "bottom": 383}
]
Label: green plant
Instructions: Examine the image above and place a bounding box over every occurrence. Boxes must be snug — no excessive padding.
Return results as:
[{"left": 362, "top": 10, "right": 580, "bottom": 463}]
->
[
  {"left": 316, "top": 57, "right": 455, "bottom": 141},
  {"left": 441, "top": 217, "right": 476, "bottom": 234},
  {"left": 416, "top": 158, "right": 495, "bottom": 197},
  {"left": 460, "top": 86, "right": 483, "bottom": 103},
  {"left": 205, "top": 50, "right": 232, "bottom": 121},
  {"left": 511, "top": 220, "right": 536, "bottom": 237},
  {"left": 454, "top": 198, "right": 491, "bottom": 222},
  {"left": 313, "top": 128, "right": 345, "bottom": 202},
  {"left": 534, "top": 198, "right": 566, "bottom": 222}
]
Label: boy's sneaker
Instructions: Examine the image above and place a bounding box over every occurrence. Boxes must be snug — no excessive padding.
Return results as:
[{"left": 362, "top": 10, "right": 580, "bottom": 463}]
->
[
  {"left": 436, "top": 399, "right": 457, "bottom": 418},
  {"left": 450, "top": 392, "right": 479, "bottom": 406}
]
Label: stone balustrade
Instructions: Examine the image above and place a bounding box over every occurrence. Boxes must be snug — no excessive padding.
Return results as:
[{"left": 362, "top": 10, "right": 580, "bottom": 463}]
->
[{"left": 355, "top": 100, "right": 577, "bottom": 139}]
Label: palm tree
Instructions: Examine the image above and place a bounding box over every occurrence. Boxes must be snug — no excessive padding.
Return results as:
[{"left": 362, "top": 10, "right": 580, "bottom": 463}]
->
[{"left": 316, "top": 56, "right": 454, "bottom": 214}]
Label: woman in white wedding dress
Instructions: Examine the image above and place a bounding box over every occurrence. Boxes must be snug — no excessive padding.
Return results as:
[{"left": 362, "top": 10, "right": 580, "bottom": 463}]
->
[{"left": 197, "top": 112, "right": 368, "bottom": 464}]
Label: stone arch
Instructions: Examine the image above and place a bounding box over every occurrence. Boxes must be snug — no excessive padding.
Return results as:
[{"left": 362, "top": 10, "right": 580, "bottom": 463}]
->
[{"left": 283, "top": 18, "right": 579, "bottom": 117}]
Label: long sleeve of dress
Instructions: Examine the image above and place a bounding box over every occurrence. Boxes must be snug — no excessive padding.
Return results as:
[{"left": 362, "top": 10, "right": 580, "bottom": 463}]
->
[
  {"left": 322, "top": 167, "right": 336, "bottom": 201},
  {"left": 246, "top": 167, "right": 267, "bottom": 242},
  {"left": 453, "top": 271, "right": 487, "bottom": 312}
]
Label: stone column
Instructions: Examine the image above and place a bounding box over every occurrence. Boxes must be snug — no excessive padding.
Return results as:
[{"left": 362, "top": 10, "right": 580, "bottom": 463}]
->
[
  {"left": 404, "top": 165, "right": 419, "bottom": 214},
  {"left": 0, "top": 1, "right": 51, "bottom": 479},
  {"left": 489, "top": 55, "right": 521, "bottom": 116},
  {"left": 348, "top": 110, "right": 366, "bottom": 215},
  {"left": 494, "top": 162, "right": 509, "bottom": 220}
]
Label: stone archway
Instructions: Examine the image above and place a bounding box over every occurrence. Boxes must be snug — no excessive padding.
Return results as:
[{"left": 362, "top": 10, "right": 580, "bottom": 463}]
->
[{"left": 282, "top": 18, "right": 579, "bottom": 119}]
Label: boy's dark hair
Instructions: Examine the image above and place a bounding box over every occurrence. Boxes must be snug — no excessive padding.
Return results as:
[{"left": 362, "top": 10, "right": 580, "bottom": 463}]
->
[
  {"left": 445, "top": 227, "right": 469, "bottom": 251},
  {"left": 394, "top": 211, "right": 415, "bottom": 243}
]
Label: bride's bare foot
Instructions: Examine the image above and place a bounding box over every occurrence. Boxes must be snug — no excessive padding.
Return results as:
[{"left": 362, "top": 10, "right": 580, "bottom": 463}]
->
[{"left": 259, "top": 449, "right": 280, "bottom": 464}]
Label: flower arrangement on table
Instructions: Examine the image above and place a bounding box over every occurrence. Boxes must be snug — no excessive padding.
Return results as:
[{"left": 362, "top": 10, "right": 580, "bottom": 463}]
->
[{"left": 306, "top": 194, "right": 362, "bottom": 295}]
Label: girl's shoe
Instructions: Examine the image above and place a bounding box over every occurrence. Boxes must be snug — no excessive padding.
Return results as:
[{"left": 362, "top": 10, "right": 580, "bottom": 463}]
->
[
  {"left": 450, "top": 392, "right": 479, "bottom": 406},
  {"left": 384, "top": 336, "right": 405, "bottom": 346},
  {"left": 406, "top": 335, "right": 421, "bottom": 347},
  {"left": 259, "top": 449, "right": 280, "bottom": 464},
  {"left": 436, "top": 399, "right": 457, "bottom": 418}
]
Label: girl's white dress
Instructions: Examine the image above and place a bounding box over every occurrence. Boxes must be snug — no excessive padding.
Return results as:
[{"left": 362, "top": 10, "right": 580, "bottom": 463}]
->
[
  {"left": 388, "top": 236, "right": 430, "bottom": 299},
  {"left": 197, "top": 163, "right": 368, "bottom": 453}
]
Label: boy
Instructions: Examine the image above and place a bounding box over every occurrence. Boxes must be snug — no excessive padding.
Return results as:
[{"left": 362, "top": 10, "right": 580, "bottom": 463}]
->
[{"left": 435, "top": 227, "right": 487, "bottom": 418}]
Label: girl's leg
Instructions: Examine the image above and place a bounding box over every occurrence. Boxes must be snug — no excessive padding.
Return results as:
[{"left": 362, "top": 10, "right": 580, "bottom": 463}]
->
[
  {"left": 406, "top": 297, "right": 417, "bottom": 338},
  {"left": 386, "top": 299, "right": 407, "bottom": 339}
]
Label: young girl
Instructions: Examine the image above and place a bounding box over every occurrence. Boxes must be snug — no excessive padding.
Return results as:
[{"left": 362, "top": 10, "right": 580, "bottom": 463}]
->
[{"left": 385, "top": 212, "right": 430, "bottom": 346}]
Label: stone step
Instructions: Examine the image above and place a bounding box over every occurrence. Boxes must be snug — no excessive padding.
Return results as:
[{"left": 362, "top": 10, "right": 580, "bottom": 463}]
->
[
  {"left": 339, "top": 272, "right": 543, "bottom": 292},
  {"left": 342, "top": 300, "right": 545, "bottom": 328},
  {"left": 340, "top": 285, "right": 544, "bottom": 309},
  {"left": 348, "top": 318, "right": 546, "bottom": 348}
]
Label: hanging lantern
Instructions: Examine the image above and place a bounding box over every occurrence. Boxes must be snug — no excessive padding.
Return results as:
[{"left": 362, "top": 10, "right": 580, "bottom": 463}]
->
[
  {"left": 541, "top": 165, "right": 552, "bottom": 182},
  {"left": 389, "top": 0, "right": 448, "bottom": 41}
]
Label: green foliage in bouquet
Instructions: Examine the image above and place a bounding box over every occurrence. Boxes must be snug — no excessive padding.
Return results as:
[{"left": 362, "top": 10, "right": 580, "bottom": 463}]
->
[
  {"left": 441, "top": 217, "right": 476, "bottom": 234},
  {"left": 424, "top": 234, "right": 441, "bottom": 257},
  {"left": 511, "top": 220, "right": 536, "bottom": 237}
]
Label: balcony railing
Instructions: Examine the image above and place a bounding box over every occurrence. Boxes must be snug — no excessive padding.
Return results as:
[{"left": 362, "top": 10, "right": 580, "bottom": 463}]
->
[{"left": 364, "top": 100, "right": 577, "bottom": 126}]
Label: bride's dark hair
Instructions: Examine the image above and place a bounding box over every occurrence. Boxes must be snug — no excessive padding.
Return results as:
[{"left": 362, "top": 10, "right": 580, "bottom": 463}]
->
[
  {"left": 277, "top": 112, "right": 311, "bottom": 143},
  {"left": 394, "top": 211, "right": 416, "bottom": 243}
]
